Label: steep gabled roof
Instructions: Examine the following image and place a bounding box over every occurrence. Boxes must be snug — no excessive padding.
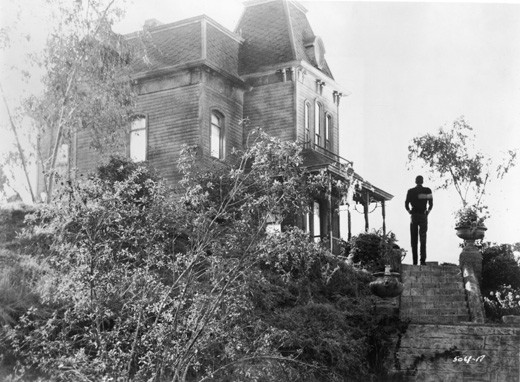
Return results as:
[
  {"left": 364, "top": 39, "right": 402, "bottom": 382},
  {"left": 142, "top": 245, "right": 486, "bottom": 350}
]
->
[{"left": 236, "top": 0, "right": 334, "bottom": 78}]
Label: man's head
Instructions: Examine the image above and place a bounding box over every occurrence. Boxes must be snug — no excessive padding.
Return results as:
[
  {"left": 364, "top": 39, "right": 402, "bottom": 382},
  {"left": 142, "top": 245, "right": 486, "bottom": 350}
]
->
[{"left": 415, "top": 175, "right": 424, "bottom": 185}]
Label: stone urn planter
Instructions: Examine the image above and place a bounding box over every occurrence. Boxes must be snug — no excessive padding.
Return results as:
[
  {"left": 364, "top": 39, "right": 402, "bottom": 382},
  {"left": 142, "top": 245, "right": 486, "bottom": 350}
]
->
[
  {"left": 455, "top": 225, "right": 487, "bottom": 242},
  {"left": 456, "top": 225, "right": 487, "bottom": 283},
  {"left": 369, "top": 265, "right": 404, "bottom": 298}
]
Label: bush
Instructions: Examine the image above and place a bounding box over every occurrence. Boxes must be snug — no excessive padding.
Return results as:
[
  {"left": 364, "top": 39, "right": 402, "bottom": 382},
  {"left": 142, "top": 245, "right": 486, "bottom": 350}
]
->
[
  {"left": 481, "top": 244, "right": 520, "bottom": 321},
  {"left": 1, "top": 144, "right": 392, "bottom": 381},
  {"left": 481, "top": 244, "right": 520, "bottom": 292},
  {"left": 484, "top": 285, "right": 520, "bottom": 322},
  {"left": 0, "top": 203, "right": 36, "bottom": 247},
  {"left": 348, "top": 231, "right": 404, "bottom": 272}
]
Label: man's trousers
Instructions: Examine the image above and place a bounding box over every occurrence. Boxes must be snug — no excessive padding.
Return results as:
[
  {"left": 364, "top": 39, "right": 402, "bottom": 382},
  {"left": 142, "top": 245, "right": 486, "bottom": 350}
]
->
[{"left": 410, "top": 213, "right": 428, "bottom": 265}]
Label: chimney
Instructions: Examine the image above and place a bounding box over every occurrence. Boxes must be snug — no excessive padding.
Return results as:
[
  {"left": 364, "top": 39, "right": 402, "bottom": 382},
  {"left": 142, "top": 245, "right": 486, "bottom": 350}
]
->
[{"left": 144, "top": 19, "right": 163, "bottom": 29}]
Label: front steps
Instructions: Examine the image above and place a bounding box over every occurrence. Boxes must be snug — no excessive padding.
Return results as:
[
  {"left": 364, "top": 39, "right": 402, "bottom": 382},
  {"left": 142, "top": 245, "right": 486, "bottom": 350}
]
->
[{"left": 400, "top": 263, "right": 470, "bottom": 323}]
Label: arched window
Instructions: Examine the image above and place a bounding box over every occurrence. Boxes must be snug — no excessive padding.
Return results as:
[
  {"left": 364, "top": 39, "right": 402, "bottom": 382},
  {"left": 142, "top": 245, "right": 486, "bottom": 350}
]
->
[
  {"left": 130, "top": 115, "right": 147, "bottom": 162},
  {"left": 315, "top": 102, "right": 322, "bottom": 146},
  {"left": 304, "top": 101, "right": 311, "bottom": 146},
  {"left": 325, "top": 113, "right": 332, "bottom": 150},
  {"left": 210, "top": 111, "right": 224, "bottom": 159}
]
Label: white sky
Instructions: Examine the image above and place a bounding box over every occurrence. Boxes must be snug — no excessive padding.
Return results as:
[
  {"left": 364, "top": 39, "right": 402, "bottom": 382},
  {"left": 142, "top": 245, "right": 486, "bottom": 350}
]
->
[{"left": 2, "top": 0, "right": 520, "bottom": 264}]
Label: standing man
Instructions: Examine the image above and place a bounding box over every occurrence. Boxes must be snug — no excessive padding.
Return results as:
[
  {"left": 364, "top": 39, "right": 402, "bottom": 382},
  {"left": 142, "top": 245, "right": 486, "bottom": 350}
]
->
[{"left": 405, "top": 175, "right": 433, "bottom": 265}]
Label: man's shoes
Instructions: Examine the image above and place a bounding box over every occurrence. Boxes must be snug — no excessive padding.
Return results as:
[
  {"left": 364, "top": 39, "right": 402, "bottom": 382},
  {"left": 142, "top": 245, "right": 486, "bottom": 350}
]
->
[{"left": 420, "top": 262, "right": 426, "bottom": 265}]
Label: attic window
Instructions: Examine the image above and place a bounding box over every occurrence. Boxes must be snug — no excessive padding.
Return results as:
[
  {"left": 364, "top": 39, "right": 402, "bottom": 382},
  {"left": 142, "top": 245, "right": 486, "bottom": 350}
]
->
[{"left": 304, "top": 36, "right": 326, "bottom": 70}]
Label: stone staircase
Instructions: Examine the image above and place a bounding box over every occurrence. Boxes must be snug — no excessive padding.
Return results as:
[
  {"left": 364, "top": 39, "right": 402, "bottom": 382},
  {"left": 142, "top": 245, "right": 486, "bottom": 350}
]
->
[
  {"left": 400, "top": 263, "right": 470, "bottom": 323},
  {"left": 386, "top": 262, "right": 520, "bottom": 382}
]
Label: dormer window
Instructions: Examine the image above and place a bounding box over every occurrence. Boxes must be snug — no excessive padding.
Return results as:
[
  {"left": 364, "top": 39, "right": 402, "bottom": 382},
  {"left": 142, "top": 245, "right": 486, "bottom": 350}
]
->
[{"left": 304, "top": 36, "right": 326, "bottom": 70}]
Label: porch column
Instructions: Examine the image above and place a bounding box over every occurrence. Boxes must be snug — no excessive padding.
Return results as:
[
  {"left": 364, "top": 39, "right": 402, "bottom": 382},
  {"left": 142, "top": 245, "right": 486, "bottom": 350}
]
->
[
  {"left": 364, "top": 191, "right": 370, "bottom": 232},
  {"left": 347, "top": 210, "right": 352, "bottom": 241},
  {"left": 382, "top": 200, "right": 386, "bottom": 236},
  {"left": 328, "top": 174, "right": 333, "bottom": 252}
]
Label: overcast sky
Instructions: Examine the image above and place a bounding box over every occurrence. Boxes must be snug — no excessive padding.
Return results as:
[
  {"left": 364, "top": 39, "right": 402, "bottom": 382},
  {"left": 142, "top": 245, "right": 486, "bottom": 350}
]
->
[{"left": 2, "top": 0, "right": 520, "bottom": 264}]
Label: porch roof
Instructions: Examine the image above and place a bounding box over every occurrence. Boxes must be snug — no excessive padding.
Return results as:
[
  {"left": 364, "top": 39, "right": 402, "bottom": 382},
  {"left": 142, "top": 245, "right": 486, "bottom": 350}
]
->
[{"left": 301, "top": 145, "right": 393, "bottom": 203}]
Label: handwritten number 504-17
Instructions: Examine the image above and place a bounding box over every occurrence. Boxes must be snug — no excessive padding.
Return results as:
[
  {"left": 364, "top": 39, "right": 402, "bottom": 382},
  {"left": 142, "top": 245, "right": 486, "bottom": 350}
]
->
[{"left": 453, "top": 355, "right": 486, "bottom": 363}]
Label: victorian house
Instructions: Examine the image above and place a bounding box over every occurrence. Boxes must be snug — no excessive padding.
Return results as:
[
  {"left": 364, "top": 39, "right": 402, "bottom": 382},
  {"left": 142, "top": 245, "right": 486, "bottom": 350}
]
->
[{"left": 41, "top": 0, "right": 393, "bottom": 254}]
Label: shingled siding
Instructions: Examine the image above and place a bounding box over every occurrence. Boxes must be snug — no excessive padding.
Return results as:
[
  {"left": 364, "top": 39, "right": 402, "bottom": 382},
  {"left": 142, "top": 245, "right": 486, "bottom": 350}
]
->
[
  {"left": 243, "top": 81, "right": 295, "bottom": 143},
  {"left": 128, "top": 21, "right": 202, "bottom": 73},
  {"left": 237, "top": 1, "right": 293, "bottom": 75},
  {"left": 206, "top": 24, "right": 240, "bottom": 77}
]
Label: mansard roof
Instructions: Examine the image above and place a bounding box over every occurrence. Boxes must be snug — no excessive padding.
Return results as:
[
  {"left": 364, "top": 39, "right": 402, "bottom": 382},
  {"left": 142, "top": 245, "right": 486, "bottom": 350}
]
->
[
  {"left": 236, "top": 0, "right": 334, "bottom": 79},
  {"left": 126, "top": 15, "right": 243, "bottom": 81}
]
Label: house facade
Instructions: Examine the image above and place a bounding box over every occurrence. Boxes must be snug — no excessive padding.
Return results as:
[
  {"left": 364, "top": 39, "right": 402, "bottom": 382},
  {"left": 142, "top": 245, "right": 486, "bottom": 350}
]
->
[{"left": 41, "top": 0, "right": 393, "bottom": 254}]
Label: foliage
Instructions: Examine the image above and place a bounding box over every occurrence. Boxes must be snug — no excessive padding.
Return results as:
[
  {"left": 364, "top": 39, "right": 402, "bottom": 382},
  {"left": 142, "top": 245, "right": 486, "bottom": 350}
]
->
[
  {"left": 0, "top": 203, "right": 36, "bottom": 246},
  {"left": 18, "top": 0, "right": 138, "bottom": 203},
  {"left": 0, "top": 133, "right": 389, "bottom": 381},
  {"left": 0, "top": 252, "right": 53, "bottom": 327},
  {"left": 454, "top": 205, "right": 488, "bottom": 228},
  {"left": 480, "top": 244, "right": 520, "bottom": 321},
  {"left": 481, "top": 244, "right": 520, "bottom": 292},
  {"left": 367, "top": 316, "right": 410, "bottom": 379},
  {"left": 347, "top": 231, "right": 405, "bottom": 272},
  {"left": 484, "top": 285, "right": 520, "bottom": 322},
  {"left": 408, "top": 116, "right": 516, "bottom": 223}
]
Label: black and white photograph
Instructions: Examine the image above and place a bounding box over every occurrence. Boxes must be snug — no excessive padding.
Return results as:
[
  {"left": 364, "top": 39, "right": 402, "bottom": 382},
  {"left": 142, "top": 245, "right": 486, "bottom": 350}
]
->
[{"left": 1, "top": 0, "right": 519, "bottom": 381}]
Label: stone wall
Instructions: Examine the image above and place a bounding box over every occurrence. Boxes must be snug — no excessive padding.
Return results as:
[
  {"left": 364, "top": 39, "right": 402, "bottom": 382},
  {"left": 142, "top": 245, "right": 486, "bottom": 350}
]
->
[{"left": 391, "top": 323, "right": 520, "bottom": 382}]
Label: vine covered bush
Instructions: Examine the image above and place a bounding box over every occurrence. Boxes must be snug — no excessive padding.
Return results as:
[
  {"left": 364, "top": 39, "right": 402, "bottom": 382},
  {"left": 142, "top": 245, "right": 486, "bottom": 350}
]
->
[{"left": 1, "top": 133, "right": 389, "bottom": 382}]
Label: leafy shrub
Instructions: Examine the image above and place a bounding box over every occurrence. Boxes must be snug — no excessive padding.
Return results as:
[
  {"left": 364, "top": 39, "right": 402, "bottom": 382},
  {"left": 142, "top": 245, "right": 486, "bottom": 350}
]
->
[
  {"left": 481, "top": 244, "right": 520, "bottom": 292},
  {"left": 348, "top": 231, "right": 404, "bottom": 272},
  {"left": 481, "top": 244, "right": 520, "bottom": 321},
  {"left": 2, "top": 138, "right": 392, "bottom": 381},
  {"left": 484, "top": 285, "right": 520, "bottom": 322},
  {"left": 0, "top": 203, "right": 36, "bottom": 247}
]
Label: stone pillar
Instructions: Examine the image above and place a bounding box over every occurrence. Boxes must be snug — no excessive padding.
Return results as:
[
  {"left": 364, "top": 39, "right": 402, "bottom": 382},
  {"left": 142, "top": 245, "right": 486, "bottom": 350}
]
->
[{"left": 459, "top": 240, "right": 482, "bottom": 283}]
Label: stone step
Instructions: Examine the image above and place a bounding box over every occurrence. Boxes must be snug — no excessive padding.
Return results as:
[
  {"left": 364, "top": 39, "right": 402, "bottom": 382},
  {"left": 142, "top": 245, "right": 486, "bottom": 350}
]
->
[
  {"left": 400, "top": 295, "right": 467, "bottom": 303},
  {"left": 401, "top": 288, "right": 465, "bottom": 297},
  {"left": 400, "top": 308, "right": 468, "bottom": 316},
  {"left": 401, "top": 276, "right": 463, "bottom": 287},
  {"left": 401, "top": 315, "right": 469, "bottom": 324},
  {"left": 404, "top": 282, "right": 464, "bottom": 289},
  {"left": 400, "top": 301, "right": 467, "bottom": 310},
  {"left": 401, "top": 264, "right": 461, "bottom": 274},
  {"left": 402, "top": 268, "right": 462, "bottom": 276}
]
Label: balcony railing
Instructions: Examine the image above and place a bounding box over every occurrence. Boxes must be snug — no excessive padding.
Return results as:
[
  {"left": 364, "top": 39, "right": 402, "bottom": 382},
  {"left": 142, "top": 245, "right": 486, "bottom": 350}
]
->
[{"left": 303, "top": 141, "right": 354, "bottom": 174}]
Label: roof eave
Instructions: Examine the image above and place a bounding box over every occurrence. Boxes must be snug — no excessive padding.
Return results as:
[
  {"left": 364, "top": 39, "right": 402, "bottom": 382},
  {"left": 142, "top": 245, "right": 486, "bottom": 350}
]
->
[{"left": 130, "top": 60, "right": 248, "bottom": 89}]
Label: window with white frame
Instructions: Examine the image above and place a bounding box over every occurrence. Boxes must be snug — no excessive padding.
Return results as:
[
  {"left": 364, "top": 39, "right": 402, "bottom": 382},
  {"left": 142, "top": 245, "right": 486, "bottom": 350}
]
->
[
  {"left": 304, "top": 101, "right": 310, "bottom": 146},
  {"left": 210, "top": 111, "right": 224, "bottom": 159},
  {"left": 304, "top": 201, "right": 321, "bottom": 242},
  {"left": 325, "top": 114, "right": 332, "bottom": 150},
  {"left": 130, "top": 115, "right": 147, "bottom": 162},
  {"left": 315, "top": 102, "right": 322, "bottom": 146},
  {"left": 312, "top": 201, "right": 321, "bottom": 242}
]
